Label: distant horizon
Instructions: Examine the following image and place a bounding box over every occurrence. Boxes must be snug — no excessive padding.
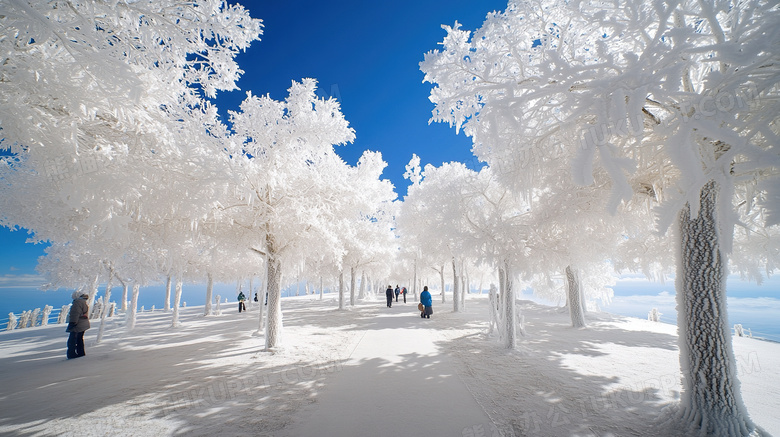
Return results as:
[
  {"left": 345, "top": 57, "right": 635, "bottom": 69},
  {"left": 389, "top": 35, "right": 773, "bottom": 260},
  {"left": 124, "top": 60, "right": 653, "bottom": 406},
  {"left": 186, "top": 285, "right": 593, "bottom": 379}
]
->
[{"left": 3, "top": 274, "right": 778, "bottom": 342}]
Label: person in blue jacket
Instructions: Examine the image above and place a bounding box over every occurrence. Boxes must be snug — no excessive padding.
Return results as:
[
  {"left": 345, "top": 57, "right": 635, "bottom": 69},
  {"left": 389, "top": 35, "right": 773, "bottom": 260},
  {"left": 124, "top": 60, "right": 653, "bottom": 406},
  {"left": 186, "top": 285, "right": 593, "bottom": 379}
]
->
[{"left": 420, "top": 286, "right": 433, "bottom": 318}]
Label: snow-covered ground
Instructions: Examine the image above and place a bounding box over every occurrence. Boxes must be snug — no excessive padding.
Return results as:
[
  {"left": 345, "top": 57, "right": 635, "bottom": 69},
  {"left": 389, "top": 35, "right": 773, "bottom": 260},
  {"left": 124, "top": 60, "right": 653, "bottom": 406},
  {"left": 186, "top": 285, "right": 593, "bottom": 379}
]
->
[{"left": 0, "top": 295, "right": 776, "bottom": 436}]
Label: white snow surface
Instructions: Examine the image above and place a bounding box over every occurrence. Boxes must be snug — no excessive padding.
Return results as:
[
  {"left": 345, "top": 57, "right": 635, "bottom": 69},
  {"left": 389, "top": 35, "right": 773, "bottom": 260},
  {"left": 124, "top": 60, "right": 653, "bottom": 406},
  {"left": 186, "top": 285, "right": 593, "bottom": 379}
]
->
[{"left": 0, "top": 295, "right": 777, "bottom": 437}]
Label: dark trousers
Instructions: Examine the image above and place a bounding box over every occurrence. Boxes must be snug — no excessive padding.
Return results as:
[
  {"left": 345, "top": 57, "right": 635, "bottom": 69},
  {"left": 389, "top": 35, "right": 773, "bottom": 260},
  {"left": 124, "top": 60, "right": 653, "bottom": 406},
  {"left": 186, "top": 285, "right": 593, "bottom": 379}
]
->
[
  {"left": 239, "top": 301, "right": 246, "bottom": 312},
  {"left": 386, "top": 295, "right": 393, "bottom": 307},
  {"left": 67, "top": 331, "right": 85, "bottom": 359},
  {"left": 403, "top": 294, "right": 406, "bottom": 303}
]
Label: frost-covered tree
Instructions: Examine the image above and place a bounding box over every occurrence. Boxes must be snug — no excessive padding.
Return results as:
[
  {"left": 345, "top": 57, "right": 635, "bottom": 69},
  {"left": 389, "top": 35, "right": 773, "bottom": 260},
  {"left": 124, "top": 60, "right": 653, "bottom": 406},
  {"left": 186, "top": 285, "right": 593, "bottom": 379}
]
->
[
  {"left": 227, "top": 79, "right": 356, "bottom": 350},
  {"left": 421, "top": 1, "right": 779, "bottom": 434},
  {"left": 398, "top": 160, "right": 478, "bottom": 312},
  {"left": 0, "top": 0, "right": 263, "bottom": 327},
  {"left": 334, "top": 151, "right": 397, "bottom": 308}
]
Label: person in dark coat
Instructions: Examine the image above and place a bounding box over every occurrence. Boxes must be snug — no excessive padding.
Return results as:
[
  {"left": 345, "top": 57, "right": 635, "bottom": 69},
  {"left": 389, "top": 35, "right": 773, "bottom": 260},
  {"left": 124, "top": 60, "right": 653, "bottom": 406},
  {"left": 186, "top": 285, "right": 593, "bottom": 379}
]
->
[
  {"left": 394, "top": 285, "right": 400, "bottom": 302},
  {"left": 66, "top": 291, "right": 90, "bottom": 359},
  {"left": 385, "top": 285, "right": 394, "bottom": 308},
  {"left": 420, "top": 286, "right": 433, "bottom": 319},
  {"left": 238, "top": 291, "right": 246, "bottom": 312}
]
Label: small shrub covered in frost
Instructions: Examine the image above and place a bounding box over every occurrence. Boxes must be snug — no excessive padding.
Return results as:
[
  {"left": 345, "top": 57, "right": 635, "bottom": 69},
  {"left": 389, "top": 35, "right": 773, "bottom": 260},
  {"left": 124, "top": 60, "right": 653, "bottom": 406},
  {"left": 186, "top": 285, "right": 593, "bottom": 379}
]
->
[
  {"left": 30, "top": 308, "right": 41, "bottom": 327},
  {"left": 41, "top": 305, "right": 53, "bottom": 326},
  {"left": 58, "top": 304, "right": 71, "bottom": 324}
]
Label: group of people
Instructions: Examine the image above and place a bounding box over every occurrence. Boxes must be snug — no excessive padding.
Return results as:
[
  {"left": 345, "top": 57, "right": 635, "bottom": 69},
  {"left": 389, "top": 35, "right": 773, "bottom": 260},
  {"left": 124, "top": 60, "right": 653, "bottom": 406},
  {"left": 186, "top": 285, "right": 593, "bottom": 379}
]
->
[
  {"left": 385, "top": 284, "right": 433, "bottom": 319},
  {"left": 66, "top": 282, "right": 434, "bottom": 358},
  {"left": 384, "top": 284, "right": 408, "bottom": 307}
]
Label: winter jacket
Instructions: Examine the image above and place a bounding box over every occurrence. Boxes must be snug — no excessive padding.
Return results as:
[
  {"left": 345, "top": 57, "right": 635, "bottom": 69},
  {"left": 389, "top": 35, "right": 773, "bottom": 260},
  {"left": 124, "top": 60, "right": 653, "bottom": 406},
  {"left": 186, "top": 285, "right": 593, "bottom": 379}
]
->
[
  {"left": 420, "top": 290, "right": 432, "bottom": 307},
  {"left": 67, "top": 297, "right": 90, "bottom": 332},
  {"left": 238, "top": 292, "right": 246, "bottom": 302},
  {"left": 385, "top": 287, "right": 394, "bottom": 298}
]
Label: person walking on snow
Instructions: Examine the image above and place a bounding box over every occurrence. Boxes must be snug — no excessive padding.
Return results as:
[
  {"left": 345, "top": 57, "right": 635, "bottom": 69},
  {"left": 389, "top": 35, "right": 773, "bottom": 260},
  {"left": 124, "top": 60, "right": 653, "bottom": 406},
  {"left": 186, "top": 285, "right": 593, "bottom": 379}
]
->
[
  {"left": 420, "top": 286, "right": 433, "bottom": 319},
  {"left": 385, "top": 285, "right": 394, "bottom": 308},
  {"left": 66, "top": 291, "right": 90, "bottom": 359},
  {"left": 238, "top": 291, "right": 246, "bottom": 313},
  {"left": 394, "top": 285, "right": 400, "bottom": 302},
  {"left": 402, "top": 287, "right": 407, "bottom": 303}
]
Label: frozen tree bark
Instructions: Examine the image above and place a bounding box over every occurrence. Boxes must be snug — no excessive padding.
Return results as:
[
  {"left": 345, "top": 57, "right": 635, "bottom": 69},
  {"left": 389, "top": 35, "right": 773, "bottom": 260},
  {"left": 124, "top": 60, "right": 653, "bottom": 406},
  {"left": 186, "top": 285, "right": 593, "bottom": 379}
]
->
[
  {"left": 265, "top": 253, "right": 283, "bottom": 350},
  {"left": 488, "top": 284, "right": 499, "bottom": 335},
  {"left": 503, "top": 262, "right": 516, "bottom": 349},
  {"left": 319, "top": 276, "right": 324, "bottom": 301},
  {"left": 565, "top": 265, "right": 587, "bottom": 329},
  {"left": 255, "top": 269, "right": 267, "bottom": 336},
  {"left": 452, "top": 259, "right": 461, "bottom": 312},
  {"left": 205, "top": 273, "right": 214, "bottom": 316},
  {"left": 358, "top": 271, "right": 366, "bottom": 300},
  {"left": 96, "top": 269, "right": 114, "bottom": 344},
  {"left": 350, "top": 266, "right": 356, "bottom": 307},
  {"left": 460, "top": 269, "right": 467, "bottom": 309},
  {"left": 338, "top": 271, "right": 346, "bottom": 310},
  {"left": 127, "top": 283, "right": 140, "bottom": 331},
  {"left": 120, "top": 282, "right": 128, "bottom": 311},
  {"left": 412, "top": 259, "right": 418, "bottom": 301},
  {"left": 675, "top": 181, "right": 755, "bottom": 435},
  {"left": 439, "top": 265, "right": 446, "bottom": 304},
  {"left": 164, "top": 275, "right": 172, "bottom": 312},
  {"left": 171, "top": 276, "right": 183, "bottom": 327},
  {"left": 88, "top": 273, "right": 100, "bottom": 318}
]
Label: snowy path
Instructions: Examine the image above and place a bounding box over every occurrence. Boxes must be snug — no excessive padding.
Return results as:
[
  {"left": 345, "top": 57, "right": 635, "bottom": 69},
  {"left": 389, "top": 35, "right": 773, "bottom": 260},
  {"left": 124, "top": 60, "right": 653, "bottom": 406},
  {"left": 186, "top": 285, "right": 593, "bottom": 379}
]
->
[
  {"left": 0, "top": 295, "right": 776, "bottom": 436},
  {"left": 282, "top": 301, "right": 493, "bottom": 437}
]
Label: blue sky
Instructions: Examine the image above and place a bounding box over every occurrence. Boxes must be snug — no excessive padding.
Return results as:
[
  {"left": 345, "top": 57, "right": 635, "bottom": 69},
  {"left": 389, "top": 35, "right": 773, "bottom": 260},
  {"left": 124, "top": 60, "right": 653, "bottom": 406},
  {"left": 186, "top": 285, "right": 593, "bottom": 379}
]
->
[
  {"left": 0, "top": 0, "right": 507, "bottom": 279},
  {"left": 216, "top": 0, "right": 506, "bottom": 191}
]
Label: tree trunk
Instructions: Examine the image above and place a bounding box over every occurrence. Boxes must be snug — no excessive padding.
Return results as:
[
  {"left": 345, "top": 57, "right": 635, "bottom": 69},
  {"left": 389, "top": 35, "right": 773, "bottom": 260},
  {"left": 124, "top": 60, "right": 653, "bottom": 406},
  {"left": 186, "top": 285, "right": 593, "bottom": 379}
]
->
[
  {"left": 350, "top": 266, "right": 356, "bottom": 307},
  {"left": 498, "top": 266, "right": 506, "bottom": 327},
  {"left": 256, "top": 267, "right": 268, "bottom": 336},
  {"left": 205, "top": 273, "right": 213, "bottom": 316},
  {"left": 96, "top": 269, "right": 114, "bottom": 344},
  {"left": 172, "top": 276, "right": 183, "bottom": 327},
  {"left": 503, "top": 261, "right": 516, "bottom": 349},
  {"left": 461, "top": 266, "right": 467, "bottom": 309},
  {"left": 676, "top": 180, "right": 754, "bottom": 435},
  {"left": 413, "top": 259, "right": 418, "bottom": 302},
  {"left": 121, "top": 282, "right": 128, "bottom": 311},
  {"left": 265, "top": 254, "right": 283, "bottom": 350},
  {"left": 488, "top": 284, "right": 499, "bottom": 336},
  {"left": 319, "top": 276, "right": 324, "bottom": 300},
  {"left": 338, "top": 270, "right": 345, "bottom": 310},
  {"left": 358, "top": 271, "right": 366, "bottom": 300},
  {"left": 452, "top": 259, "right": 461, "bottom": 313},
  {"left": 439, "top": 265, "right": 446, "bottom": 304},
  {"left": 164, "top": 275, "right": 172, "bottom": 312},
  {"left": 87, "top": 273, "right": 99, "bottom": 316},
  {"left": 565, "top": 265, "right": 587, "bottom": 328},
  {"left": 127, "top": 283, "right": 140, "bottom": 331}
]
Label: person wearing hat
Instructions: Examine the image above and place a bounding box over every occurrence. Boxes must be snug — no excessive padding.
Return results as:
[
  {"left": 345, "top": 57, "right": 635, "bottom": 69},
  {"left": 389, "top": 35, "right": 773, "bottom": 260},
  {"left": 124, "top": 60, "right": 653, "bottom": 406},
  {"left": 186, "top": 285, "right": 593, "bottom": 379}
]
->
[{"left": 66, "top": 291, "right": 91, "bottom": 359}]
